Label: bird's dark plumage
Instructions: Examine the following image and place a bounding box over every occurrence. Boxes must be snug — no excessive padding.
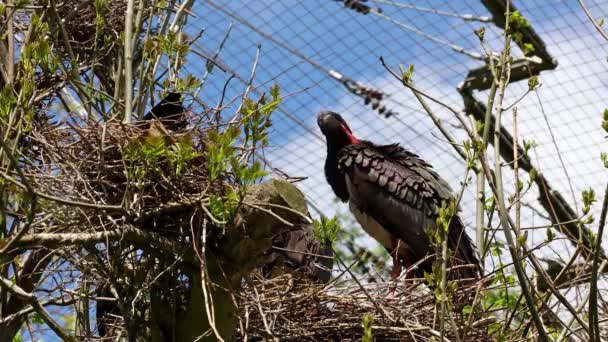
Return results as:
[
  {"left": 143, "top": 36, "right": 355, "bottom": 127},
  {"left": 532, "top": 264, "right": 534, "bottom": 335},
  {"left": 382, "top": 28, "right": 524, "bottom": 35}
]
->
[
  {"left": 263, "top": 223, "right": 333, "bottom": 283},
  {"left": 318, "top": 111, "right": 480, "bottom": 281},
  {"left": 144, "top": 92, "right": 187, "bottom": 130}
]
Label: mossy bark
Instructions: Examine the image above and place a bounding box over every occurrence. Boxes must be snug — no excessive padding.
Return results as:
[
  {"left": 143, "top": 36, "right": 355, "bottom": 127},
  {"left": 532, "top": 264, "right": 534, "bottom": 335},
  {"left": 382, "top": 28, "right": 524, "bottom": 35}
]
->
[{"left": 150, "top": 179, "right": 310, "bottom": 341}]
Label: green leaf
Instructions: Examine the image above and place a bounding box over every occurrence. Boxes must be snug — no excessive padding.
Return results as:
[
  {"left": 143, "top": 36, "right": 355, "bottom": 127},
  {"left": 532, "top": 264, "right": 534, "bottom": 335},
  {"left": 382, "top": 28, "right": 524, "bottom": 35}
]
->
[
  {"left": 475, "top": 120, "right": 484, "bottom": 134},
  {"left": 527, "top": 76, "right": 539, "bottom": 91},
  {"left": 516, "top": 233, "right": 527, "bottom": 248},
  {"left": 546, "top": 227, "right": 554, "bottom": 242},
  {"left": 474, "top": 27, "right": 485, "bottom": 41},
  {"left": 517, "top": 180, "right": 524, "bottom": 192},
  {"left": 399, "top": 64, "right": 414, "bottom": 83},
  {"left": 523, "top": 43, "right": 536, "bottom": 56},
  {"left": 175, "top": 74, "right": 201, "bottom": 93},
  {"left": 0, "top": 86, "right": 17, "bottom": 118},
  {"left": 270, "top": 83, "right": 280, "bottom": 101},
  {"left": 508, "top": 11, "right": 530, "bottom": 30},
  {"left": 522, "top": 139, "right": 537, "bottom": 157},
  {"left": 582, "top": 188, "right": 596, "bottom": 215},
  {"left": 423, "top": 271, "right": 435, "bottom": 286},
  {"left": 361, "top": 313, "right": 374, "bottom": 342},
  {"left": 313, "top": 215, "right": 341, "bottom": 245},
  {"left": 490, "top": 242, "right": 503, "bottom": 257},
  {"left": 528, "top": 168, "right": 537, "bottom": 184},
  {"left": 31, "top": 312, "right": 44, "bottom": 324}
]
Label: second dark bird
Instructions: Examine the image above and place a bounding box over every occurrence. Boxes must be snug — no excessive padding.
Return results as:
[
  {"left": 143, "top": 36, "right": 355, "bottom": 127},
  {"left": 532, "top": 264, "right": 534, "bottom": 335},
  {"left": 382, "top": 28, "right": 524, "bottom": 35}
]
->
[{"left": 144, "top": 92, "right": 188, "bottom": 131}]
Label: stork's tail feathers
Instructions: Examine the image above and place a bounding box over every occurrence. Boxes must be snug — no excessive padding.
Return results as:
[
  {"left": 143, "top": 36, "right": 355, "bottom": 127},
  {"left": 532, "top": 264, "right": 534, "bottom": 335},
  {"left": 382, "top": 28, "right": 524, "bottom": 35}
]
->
[{"left": 448, "top": 216, "right": 482, "bottom": 282}]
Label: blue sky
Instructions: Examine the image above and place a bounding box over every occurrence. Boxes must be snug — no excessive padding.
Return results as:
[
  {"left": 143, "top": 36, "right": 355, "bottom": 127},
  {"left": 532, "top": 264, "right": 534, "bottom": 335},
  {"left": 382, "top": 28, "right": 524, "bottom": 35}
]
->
[{"left": 190, "top": 0, "right": 608, "bottom": 237}]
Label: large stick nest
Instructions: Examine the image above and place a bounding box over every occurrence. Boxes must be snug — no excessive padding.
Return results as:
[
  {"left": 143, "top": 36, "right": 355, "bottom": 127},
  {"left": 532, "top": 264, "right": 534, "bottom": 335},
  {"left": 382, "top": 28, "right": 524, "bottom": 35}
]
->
[
  {"left": 23, "top": 112, "right": 222, "bottom": 239},
  {"left": 238, "top": 275, "right": 494, "bottom": 341},
  {"left": 57, "top": 0, "right": 129, "bottom": 49}
]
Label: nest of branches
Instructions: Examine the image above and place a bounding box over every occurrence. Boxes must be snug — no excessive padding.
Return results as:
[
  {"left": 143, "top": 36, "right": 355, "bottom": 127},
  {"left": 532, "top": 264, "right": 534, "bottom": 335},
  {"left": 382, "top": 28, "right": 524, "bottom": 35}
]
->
[
  {"left": 4, "top": 1, "right": 136, "bottom": 110},
  {"left": 55, "top": 0, "right": 130, "bottom": 58},
  {"left": 25, "top": 113, "right": 221, "bottom": 239},
  {"left": 16, "top": 111, "right": 239, "bottom": 338},
  {"left": 238, "top": 275, "right": 494, "bottom": 341}
]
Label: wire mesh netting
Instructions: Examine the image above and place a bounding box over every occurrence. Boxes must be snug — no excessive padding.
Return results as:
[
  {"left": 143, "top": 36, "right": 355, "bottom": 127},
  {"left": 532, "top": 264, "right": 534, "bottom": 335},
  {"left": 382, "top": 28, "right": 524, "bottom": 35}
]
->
[
  {"left": 4, "top": 1, "right": 608, "bottom": 340},
  {"left": 187, "top": 0, "right": 608, "bottom": 265},
  {"left": 0, "top": 0, "right": 608, "bottom": 340}
]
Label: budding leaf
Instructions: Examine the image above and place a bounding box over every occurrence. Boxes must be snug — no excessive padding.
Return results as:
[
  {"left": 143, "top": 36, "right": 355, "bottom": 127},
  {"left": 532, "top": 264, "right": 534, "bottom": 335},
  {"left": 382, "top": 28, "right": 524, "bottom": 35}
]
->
[
  {"left": 582, "top": 188, "right": 596, "bottom": 215},
  {"left": 528, "top": 76, "right": 539, "bottom": 91},
  {"left": 399, "top": 64, "right": 414, "bottom": 83},
  {"left": 475, "top": 27, "right": 485, "bottom": 41},
  {"left": 361, "top": 313, "right": 374, "bottom": 342},
  {"left": 528, "top": 168, "right": 537, "bottom": 184},
  {"left": 523, "top": 43, "right": 536, "bottom": 56},
  {"left": 516, "top": 233, "right": 527, "bottom": 248},
  {"left": 546, "top": 228, "right": 554, "bottom": 242}
]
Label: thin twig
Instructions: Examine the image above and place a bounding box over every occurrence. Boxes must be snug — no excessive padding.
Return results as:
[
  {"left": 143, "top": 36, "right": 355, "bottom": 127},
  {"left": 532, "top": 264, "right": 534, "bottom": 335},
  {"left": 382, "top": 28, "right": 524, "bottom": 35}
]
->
[
  {"left": 534, "top": 89, "right": 579, "bottom": 213},
  {"left": 577, "top": 0, "right": 608, "bottom": 41},
  {"left": 557, "top": 260, "right": 607, "bottom": 342},
  {"left": 247, "top": 201, "right": 313, "bottom": 223},
  {"left": 0, "top": 275, "right": 75, "bottom": 341},
  {"left": 589, "top": 182, "right": 608, "bottom": 341},
  {"left": 332, "top": 246, "right": 395, "bottom": 322},
  {"left": 480, "top": 5, "right": 549, "bottom": 339},
  {"left": 241, "top": 202, "right": 294, "bottom": 227},
  {"left": 513, "top": 107, "right": 521, "bottom": 248},
  {"left": 233, "top": 44, "right": 261, "bottom": 122},
  {"left": 379, "top": 57, "right": 475, "bottom": 142},
  {"left": 370, "top": 0, "right": 491, "bottom": 22},
  {"left": 6, "top": 0, "right": 14, "bottom": 85},
  {"left": 251, "top": 284, "right": 278, "bottom": 341}
]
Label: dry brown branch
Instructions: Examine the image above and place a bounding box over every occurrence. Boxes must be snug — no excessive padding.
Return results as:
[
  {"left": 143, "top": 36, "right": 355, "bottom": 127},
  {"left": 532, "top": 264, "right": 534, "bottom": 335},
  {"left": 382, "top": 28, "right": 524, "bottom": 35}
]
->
[{"left": 237, "top": 276, "right": 493, "bottom": 341}]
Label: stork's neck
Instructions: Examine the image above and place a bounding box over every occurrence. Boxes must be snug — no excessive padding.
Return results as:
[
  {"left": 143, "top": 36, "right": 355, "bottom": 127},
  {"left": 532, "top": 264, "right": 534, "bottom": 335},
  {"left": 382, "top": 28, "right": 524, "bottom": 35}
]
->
[{"left": 324, "top": 144, "right": 350, "bottom": 202}]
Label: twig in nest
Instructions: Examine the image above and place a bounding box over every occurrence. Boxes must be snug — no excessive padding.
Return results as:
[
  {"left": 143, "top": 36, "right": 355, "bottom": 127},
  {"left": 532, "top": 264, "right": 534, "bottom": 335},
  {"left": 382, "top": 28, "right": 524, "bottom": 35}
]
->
[{"left": 242, "top": 202, "right": 294, "bottom": 227}]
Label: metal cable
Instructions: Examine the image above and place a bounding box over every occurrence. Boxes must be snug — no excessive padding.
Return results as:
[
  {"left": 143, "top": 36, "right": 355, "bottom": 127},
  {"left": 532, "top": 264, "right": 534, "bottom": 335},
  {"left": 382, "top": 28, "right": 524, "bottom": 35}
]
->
[
  {"left": 369, "top": 9, "right": 486, "bottom": 61},
  {"left": 197, "top": 1, "right": 469, "bottom": 168},
  {"left": 370, "top": 0, "right": 492, "bottom": 22}
]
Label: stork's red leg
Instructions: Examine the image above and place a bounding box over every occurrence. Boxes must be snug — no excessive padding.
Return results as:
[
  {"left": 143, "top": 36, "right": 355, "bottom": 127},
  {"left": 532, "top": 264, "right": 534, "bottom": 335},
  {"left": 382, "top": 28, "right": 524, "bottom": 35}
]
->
[
  {"left": 390, "top": 250, "right": 401, "bottom": 279},
  {"left": 388, "top": 239, "right": 414, "bottom": 298},
  {"left": 400, "top": 249, "right": 412, "bottom": 279},
  {"left": 387, "top": 238, "right": 401, "bottom": 297}
]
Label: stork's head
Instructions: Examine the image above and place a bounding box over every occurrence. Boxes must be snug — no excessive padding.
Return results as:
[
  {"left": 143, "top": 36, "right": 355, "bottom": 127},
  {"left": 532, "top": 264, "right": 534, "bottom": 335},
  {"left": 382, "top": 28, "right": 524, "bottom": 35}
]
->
[{"left": 317, "top": 111, "right": 360, "bottom": 148}]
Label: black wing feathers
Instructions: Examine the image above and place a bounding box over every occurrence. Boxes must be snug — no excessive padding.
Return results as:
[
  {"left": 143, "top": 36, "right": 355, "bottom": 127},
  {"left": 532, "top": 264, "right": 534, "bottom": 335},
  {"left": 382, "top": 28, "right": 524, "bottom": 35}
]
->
[
  {"left": 339, "top": 143, "right": 450, "bottom": 216},
  {"left": 339, "top": 142, "right": 480, "bottom": 279}
]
